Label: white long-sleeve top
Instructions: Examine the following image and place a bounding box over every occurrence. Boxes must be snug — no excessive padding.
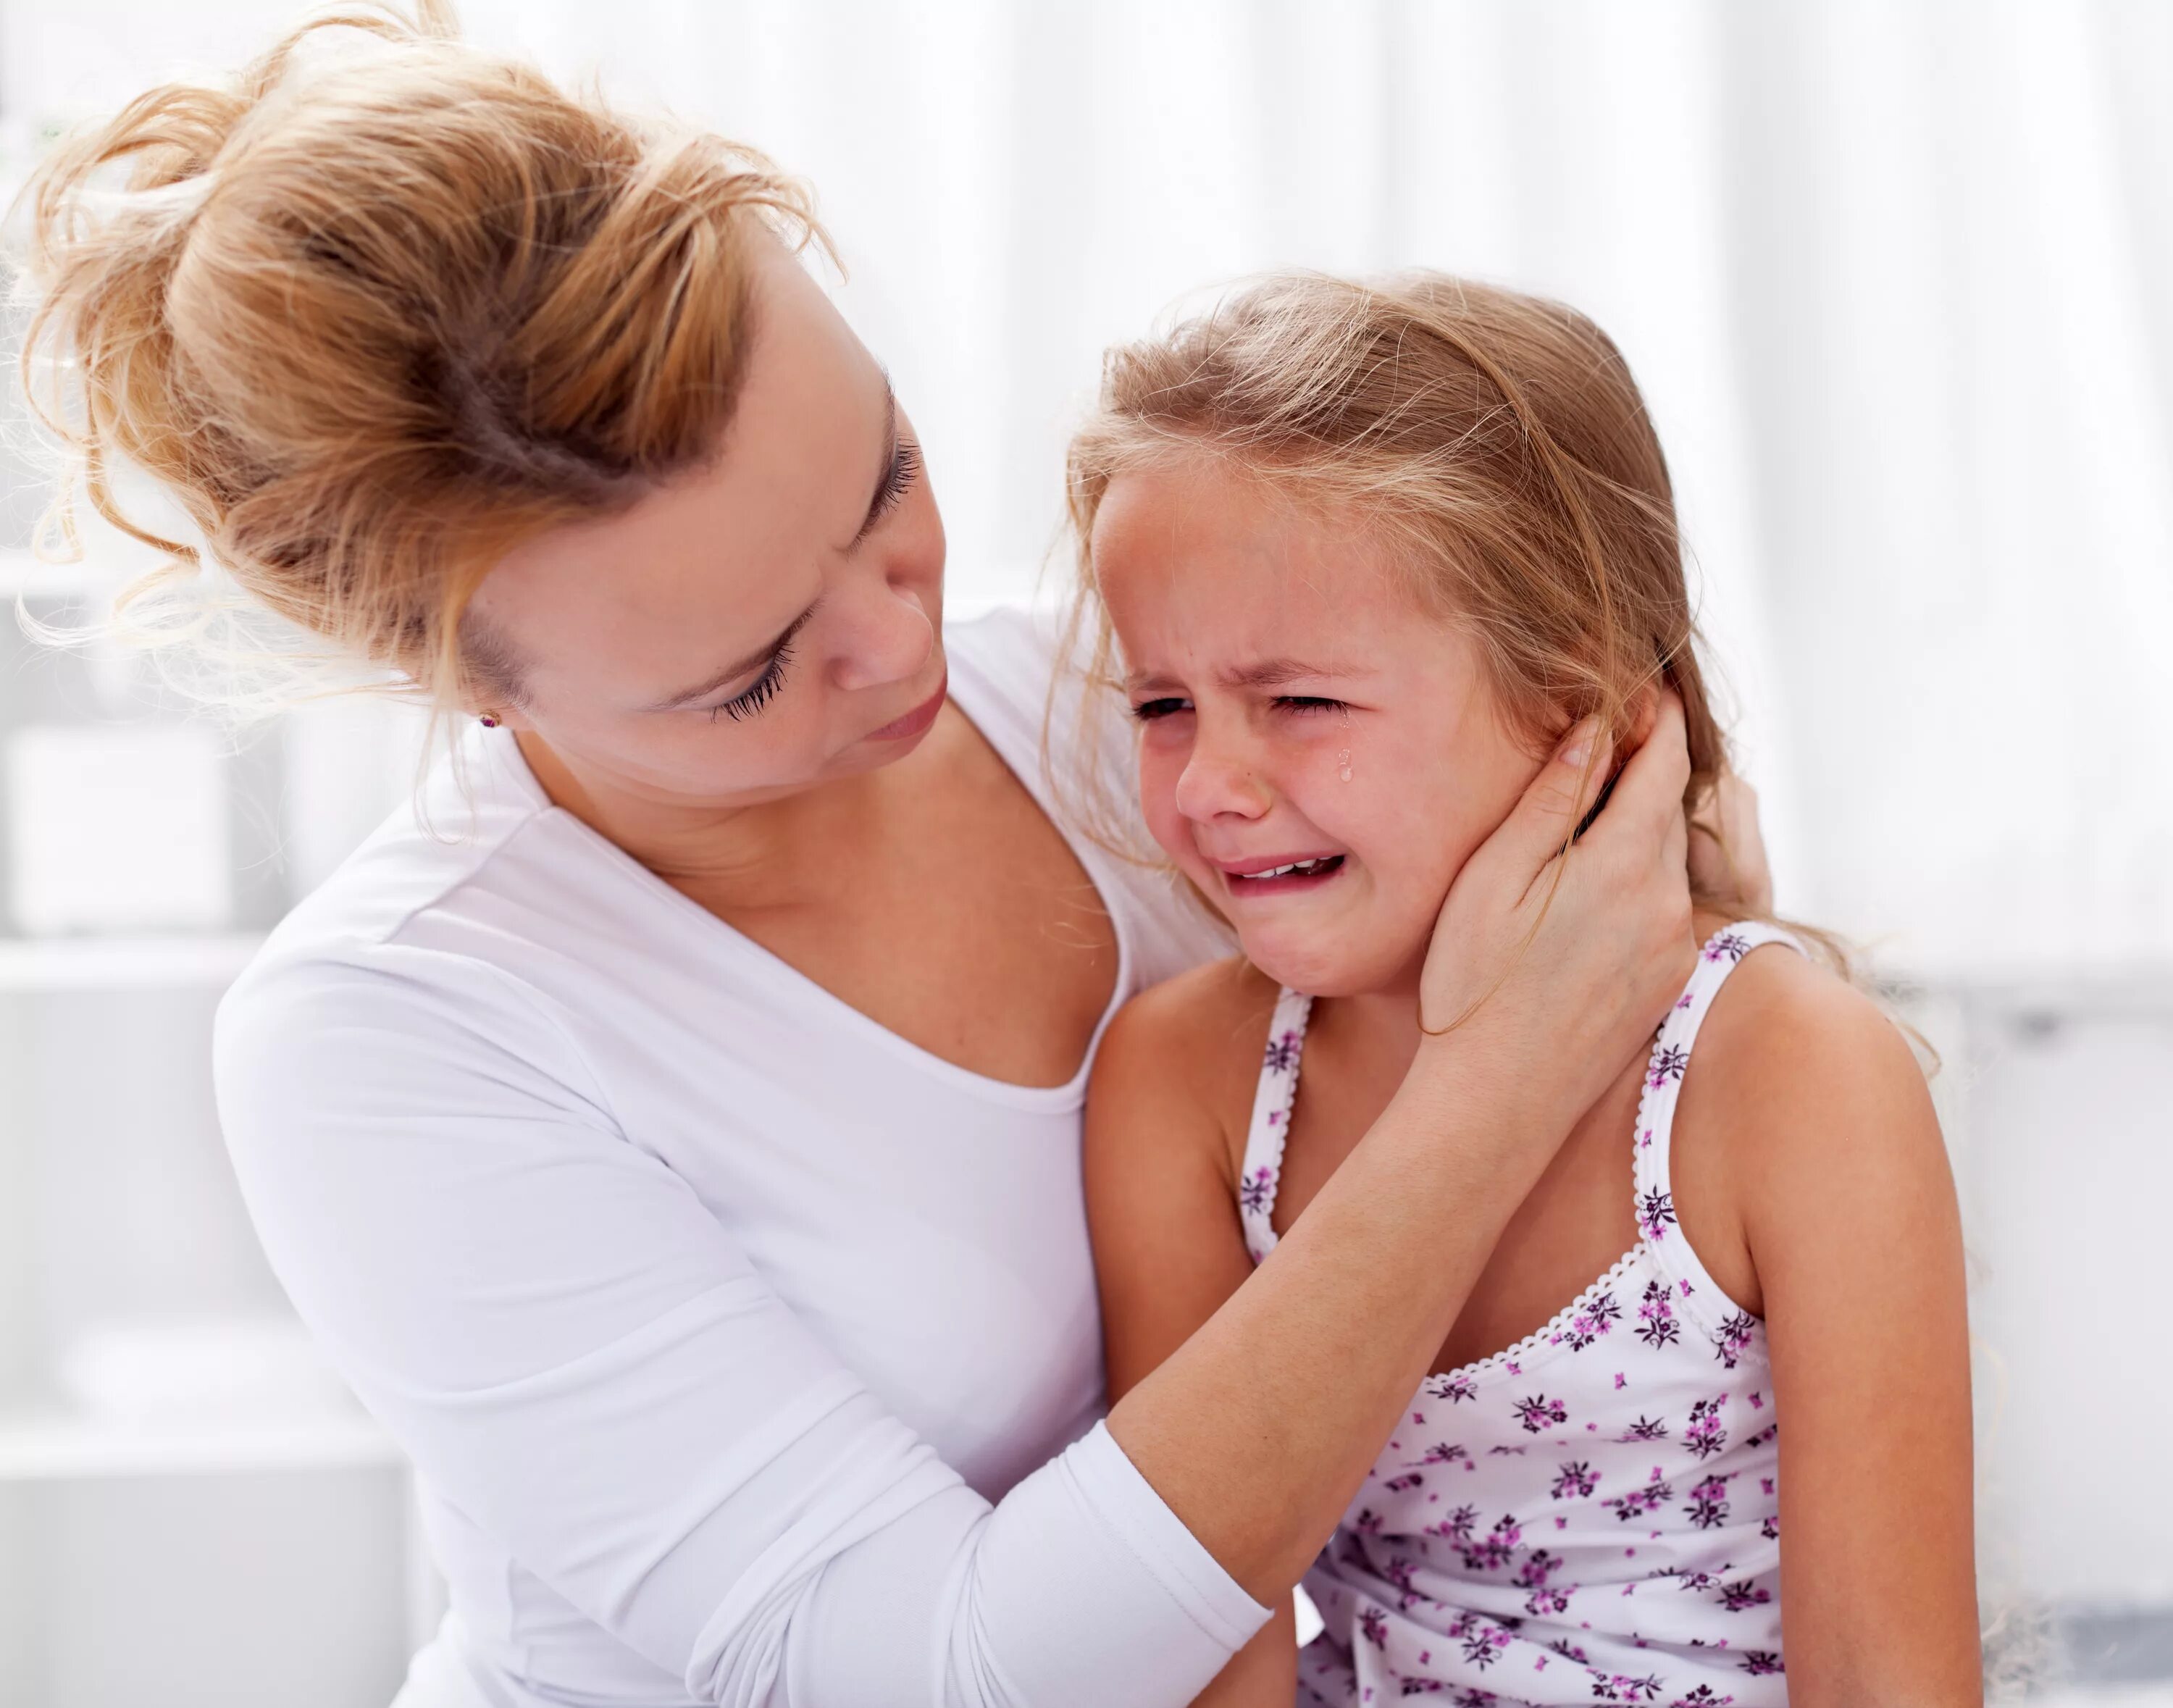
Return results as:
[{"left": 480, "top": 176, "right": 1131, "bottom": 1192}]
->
[{"left": 213, "top": 605, "right": 1265, "bottom": 1707}]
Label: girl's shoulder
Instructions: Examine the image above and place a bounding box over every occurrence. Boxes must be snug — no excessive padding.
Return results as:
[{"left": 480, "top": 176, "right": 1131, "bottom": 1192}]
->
[
  {"left": 1089, "top": 955, "right": 1282, "bottom": 1181},
  {"left": 1671, "top": 926, "right": 1946, "bottom": 1308}
]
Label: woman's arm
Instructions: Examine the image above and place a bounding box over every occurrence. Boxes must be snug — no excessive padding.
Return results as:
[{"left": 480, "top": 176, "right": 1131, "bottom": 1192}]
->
[
  {"left": 217, "top": 706, "right": 1692, "bottom": 1708},
  {"left": 1701, "top": 950, "right": 1981, "bottom": 1703}
]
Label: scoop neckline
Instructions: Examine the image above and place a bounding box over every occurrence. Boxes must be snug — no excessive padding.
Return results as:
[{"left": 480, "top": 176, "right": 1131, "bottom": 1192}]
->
[{"left": 477, "top": 640, "right": 1134, "bottom": 1114}]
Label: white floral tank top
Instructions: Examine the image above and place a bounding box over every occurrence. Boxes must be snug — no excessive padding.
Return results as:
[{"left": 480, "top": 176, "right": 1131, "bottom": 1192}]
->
[{"left": 1241, "top": 924, "right": 1799, "bottom": 1707}]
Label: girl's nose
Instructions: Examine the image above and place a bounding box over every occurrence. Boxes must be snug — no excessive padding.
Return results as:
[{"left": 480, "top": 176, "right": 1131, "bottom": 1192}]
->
[
  {"left": 1173, "top": 734, "right": 1272, "bottom": 824},
  {"left": 829, "top": 579, "right": 935, "bottom": 693}
]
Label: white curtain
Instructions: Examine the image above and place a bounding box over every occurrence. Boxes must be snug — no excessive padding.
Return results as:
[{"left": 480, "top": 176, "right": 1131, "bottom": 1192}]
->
[{"left": 7, "top": 0, "right": 2169, "bottom": 976}]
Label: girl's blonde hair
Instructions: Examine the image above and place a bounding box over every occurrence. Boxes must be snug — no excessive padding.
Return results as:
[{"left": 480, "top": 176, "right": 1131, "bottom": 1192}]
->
[
  {"left": 1063, "top": 269, "right": 1743, "bottom": 908},
  {"left": 11, "top": 2, "right": 818, "bottom": 709}
]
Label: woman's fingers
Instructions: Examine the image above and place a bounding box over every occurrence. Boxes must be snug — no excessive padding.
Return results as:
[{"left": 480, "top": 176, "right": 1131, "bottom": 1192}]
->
[
  {"left": 1688, "top": 771, "right": 1774, "bottom": 913},
  {"left": 1463, "top": 719, "right": 1616, "bottom": 900}
]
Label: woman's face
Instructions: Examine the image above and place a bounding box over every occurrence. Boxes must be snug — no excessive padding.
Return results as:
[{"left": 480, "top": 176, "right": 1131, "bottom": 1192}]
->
[
  {"left": 1092, "top": 452, "right": 1545, "bottom": 998},
  {"left": 469, "top": 238, "right": 949, "bottom": 808}
]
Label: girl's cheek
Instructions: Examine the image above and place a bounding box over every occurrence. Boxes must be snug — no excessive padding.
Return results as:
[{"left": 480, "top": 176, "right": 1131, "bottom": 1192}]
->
[{"left": 1134, "top": 744, "right": 1192, "bottom": 859}]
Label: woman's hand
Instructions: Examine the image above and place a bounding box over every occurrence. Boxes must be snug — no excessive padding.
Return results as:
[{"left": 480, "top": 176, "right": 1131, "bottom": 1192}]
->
[
  {"left": 1689, "top": 769, "right": 1775, "bottom": 914},
  {"left": 1414, "top": 695, "right": 1698, "bottom": 1147}
]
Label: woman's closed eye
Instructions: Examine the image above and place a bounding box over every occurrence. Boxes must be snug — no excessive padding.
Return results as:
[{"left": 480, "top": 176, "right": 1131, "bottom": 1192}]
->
[
  {"left": 709, "top": 638, "right": 796, "bottom": 722},
  {"left": 856, "top": 436, "right": 923, "bottom": 543}
]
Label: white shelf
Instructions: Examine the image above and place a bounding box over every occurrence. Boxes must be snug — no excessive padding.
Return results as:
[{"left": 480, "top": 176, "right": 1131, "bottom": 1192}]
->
[
  {"left": 0, "top": 1410, "right": 405, "bottom": 1481},
  {"left": 0, "top": 932, "right": 266, "bottom": 991}
]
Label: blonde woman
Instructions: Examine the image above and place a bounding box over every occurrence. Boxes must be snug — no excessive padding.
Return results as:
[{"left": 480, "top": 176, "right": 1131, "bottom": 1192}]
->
[{"left": 14, "top": 11, "right": 1762, "bottom": 1707}]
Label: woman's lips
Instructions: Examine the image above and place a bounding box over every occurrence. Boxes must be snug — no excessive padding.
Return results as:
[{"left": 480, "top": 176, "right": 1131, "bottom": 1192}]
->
[{"left": 865, "top": 674, "right": 948, "bottom": 742}]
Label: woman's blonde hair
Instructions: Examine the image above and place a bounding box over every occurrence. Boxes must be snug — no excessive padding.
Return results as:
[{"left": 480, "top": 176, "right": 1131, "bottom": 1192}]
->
[
  {"left": 11, "top": 1, "right": 819, "bottom": 709},
  {"left": 1062, "top": 270, "right": 1744, "bottom": 908}
]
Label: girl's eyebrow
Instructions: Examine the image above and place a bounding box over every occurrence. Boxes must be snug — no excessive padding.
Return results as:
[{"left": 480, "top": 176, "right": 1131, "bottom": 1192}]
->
[{"left": 1126, "top": 657, "right": 1374, "bottom": 694}]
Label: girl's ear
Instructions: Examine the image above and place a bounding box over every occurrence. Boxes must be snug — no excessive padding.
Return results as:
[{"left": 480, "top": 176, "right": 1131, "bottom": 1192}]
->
[{"left": 1621, "top": 686, "right": 1660, "bottom": 754}]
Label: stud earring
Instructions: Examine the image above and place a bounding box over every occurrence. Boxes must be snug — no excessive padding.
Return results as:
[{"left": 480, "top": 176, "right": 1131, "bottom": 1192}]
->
[{"left": 479, "top": 713, "right": 501, "bottom": 728}]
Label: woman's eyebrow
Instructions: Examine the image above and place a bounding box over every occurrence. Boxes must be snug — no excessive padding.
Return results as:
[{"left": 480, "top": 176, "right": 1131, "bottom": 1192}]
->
[
  {"left": 650, "top": 602, "right": 819, "bottom": 711},
  {"left": 849, "top": 380, "right": 900, "bottom": 545}
]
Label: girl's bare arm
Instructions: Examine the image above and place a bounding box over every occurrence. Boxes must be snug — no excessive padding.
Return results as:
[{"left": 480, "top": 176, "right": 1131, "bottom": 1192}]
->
[{"left": 1710, "top": 950, "right": 1982, "bottom": 1703}]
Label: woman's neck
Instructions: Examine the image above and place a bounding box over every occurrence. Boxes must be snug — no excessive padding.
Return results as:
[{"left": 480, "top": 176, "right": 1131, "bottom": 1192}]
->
[{"left": 514, "top": 720, "right": 944, "bottom": 917}]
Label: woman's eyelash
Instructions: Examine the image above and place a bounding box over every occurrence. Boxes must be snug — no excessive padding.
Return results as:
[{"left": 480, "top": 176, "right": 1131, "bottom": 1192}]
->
[
  {"left": 711, "top": 640, "right": 795, "bottom": 722},
  {"left": 864, "top": 437, "right": 923, "bottom": 535}
]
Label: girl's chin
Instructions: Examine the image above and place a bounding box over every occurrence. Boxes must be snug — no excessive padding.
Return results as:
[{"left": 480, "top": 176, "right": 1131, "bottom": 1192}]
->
[{"left": 1238, "top": 929, "right": 1420, "bottom": 1001}]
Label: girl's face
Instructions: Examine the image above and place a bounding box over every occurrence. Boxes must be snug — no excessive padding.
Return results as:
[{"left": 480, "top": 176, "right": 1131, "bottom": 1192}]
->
[{"left": 1092, "top": 453, "right": 1545, "bottom": 997}]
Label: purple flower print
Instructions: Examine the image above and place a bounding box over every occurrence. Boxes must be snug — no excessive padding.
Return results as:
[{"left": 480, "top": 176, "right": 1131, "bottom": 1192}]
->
[
  {"left": 1552, "top": 1460, "right": 1600, "bottom": 1499},
  {"left": 1517, "top": 1548, "right": 1570, "bottom": 1617},
  {"left": 1604, "top": 1469, "right": 1673, "bottom": 1523},
  {"left": 1617, "top": 1415, "right": 1670, "bottom": 1443},
  {"left": 1263, "top": 1030, "right": 1302, "bottom": 1073},
  {"left": 1427, "top": 1371, "right": 1481, "bottom": 1405},
  {"left": 1670, "top": 1689, "right": 1736, "bottom": 1706},
  {"left": 1460, "top": 1620, "right": 1511, "bottom": 1669},
  {"left": 1759, "top": 1514, "right": 1780, "bottom": 1541},
  {"left": 1646, "top": 1044, "right": 1691, "bottom": 1088},
  {"left": 1638, "top": 1188, "right": 1678, "bottom": 1240},
  {"left": 1431, "top": 1502, "right": 1481, "bottom": 1545},
  {"left": 1594, "top": 1678, "right": 1665, "bottom": 1703},
  {"left": 1550, "top": 1638, "right": 1591, "bottom": 1664},
  {"left": 1514, "top": 1394, "right": 1569, "bottom": 1433},
  {"left": 1684, "top": 1474, "right": 1730, "bottom": 1530},
  {"left": 1738, "top": 1652, "right": 1785, "bottom": 1676},
  {"left": 1685, "top": 1397, "right": 1729, "bottom": 1461},
  {"left": 1745, "top": 1423, "right": 1778, "bottom": 1450},
  {"left": 1385, "top": 1470, "right": 1425, "bottom": 1494},
  {"left": 1704, "top": 931, "right": 1751, "bottom": 963},
  {"left": 1355, "top": 1507, "right": 1385, "bottom": 1536},
  {"left": 1238, "top": 1166, "right": 1276, "bottom": 1214},
  {"left": 1383, "top": 1552, "right": 1420, "bottom": 1609},
  {"left": 1453, "top": 1692, "right": 1498, "bottom": 1708},
  {"left": 1460, "top": 1513, "right": 1524, "bottom": 1573},
  {"left": 1423, "top": 1441, "right": 1472, "bottom": 1468},
  {"left": 1360, "top": 1604, "right": 1389, "bottom": 1649},
  {"left": 1710, "top": 1312, "right": 1759, "bottom": 1370},
  {"left": 1555, "top": 1291, "right": 1623, "bottom": 1351},
  {"left": 1635, "top": 1279, "right": 1680, "bottom": 1349},
  {"left": 1717, "top": 1578, "right": 1771, "bottom": 1612}
]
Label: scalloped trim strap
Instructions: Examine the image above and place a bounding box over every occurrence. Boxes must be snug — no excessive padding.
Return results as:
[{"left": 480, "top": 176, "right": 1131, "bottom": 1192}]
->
[{"left": 1239, "top": 984, "right": 1315, "bottom": 1262}]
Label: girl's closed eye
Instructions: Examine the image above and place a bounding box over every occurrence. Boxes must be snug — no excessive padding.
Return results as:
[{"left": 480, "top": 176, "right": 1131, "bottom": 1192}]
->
[
  {"left": 1275, "top": 695, "right": 1348, "bottom": 716},
  {"left": 1131, "top": 696, "right": 1192, "bottom": 722}
]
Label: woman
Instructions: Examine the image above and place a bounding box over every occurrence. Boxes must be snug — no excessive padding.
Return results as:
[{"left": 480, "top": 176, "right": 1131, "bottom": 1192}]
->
[{"left": 16, "top": 10, "right": 1764, "bottom": 1705}]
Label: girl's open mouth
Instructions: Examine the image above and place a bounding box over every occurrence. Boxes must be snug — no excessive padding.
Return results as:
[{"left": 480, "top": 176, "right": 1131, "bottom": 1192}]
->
[{"left": 1221, "top": 854, "right": 1347, "bottom": 896}]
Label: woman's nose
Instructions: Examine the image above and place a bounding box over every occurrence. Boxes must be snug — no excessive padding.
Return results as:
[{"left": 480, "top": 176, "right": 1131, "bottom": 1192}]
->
[
  {"left": 1173, "top": 730, "right": 1271, "bottom": 823},
  {"left": 829, "top": 580, "right": 935, "bottom": 693}
]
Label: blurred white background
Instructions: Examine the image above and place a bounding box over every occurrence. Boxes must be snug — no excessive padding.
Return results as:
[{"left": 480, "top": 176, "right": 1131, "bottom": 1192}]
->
[{"left": 0, "top": 2, "right": 2167, "bottom": 1703}]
